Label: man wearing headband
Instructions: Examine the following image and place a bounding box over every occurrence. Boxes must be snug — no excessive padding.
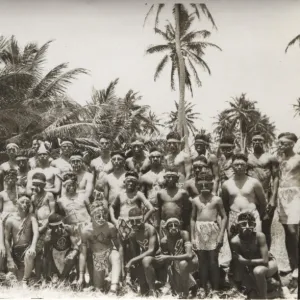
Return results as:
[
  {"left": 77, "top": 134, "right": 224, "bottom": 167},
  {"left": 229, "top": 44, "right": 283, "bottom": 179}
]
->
[
  {"left": 51, "top": 138, "right": 73, "bottom": 174},
  {"left": 218, "top": 135, "right": 236, "bottom": 188},
  {"left": 0, "top": 143, "right": 19, "bottom": 191},
  {"left": 124, "top": 206, "right": 160, "bottom": 297},
  {"left": 15, "top": 149, "right": 29, "bottom": 196},
  {"left": 69, "top": 150, "right": 93, "bottom": 200},
  {"left": 125, "top": 138, "right": 151, "bottom": 176},
  {"left": 157, "top": 167, "right": 190, "bottom": 237},
  {"left": 164, "top": 131, "right": 192, "bottom": 187},
  {"left": 4, "top": 196, "right": 38, "bottom": 286},
  {"left": 90, "top": 136, "right": 113, "bottom": 187},
  {"left": 47, "top": 213, "right": 79, "bottom": 282},
  {"left": 102, "top": 151, "right": 126, "bottom": 205},
  {"left": 193, "top": 133, "right": 219, "bottom": 195},
  {"left": 190, "top": 173, "right": 227, "bottom": 297},
  {"left": 157, "top": 217, "right": 198, "bottom": 299},
  {"left": 140, "top": 147, "right": 166, "bottom": 230},
  {"left": 110, "top": 171, "right": 154, "bottom": 242},
  {"left": 29, "top": 137, "right": 53, "bottom": 170},
  {"left": 276, "top": 132, "right": 300, "bottom": 280},
  {"left": 31, "top": 172, "right": 55, "bottom": 281},
  {"left": 231, "top": 212, "right": 280, "bottom": 299},
  {"left": 27, "top": 143, "right": 61, "bottom": 196},
  {"left": 78, "top": 201, "right": 122, "bottom": 294},
  {"left": 247, "top": 132, "right": 280, "bottom": 249}
]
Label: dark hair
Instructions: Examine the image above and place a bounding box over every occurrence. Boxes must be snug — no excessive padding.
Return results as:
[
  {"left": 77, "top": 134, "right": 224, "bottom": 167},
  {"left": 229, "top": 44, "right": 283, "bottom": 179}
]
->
[
  {"left": 194, "top": 133, "right": 209, "bottom": 143},
  {"left": 90, "top": 200, "right": 108, "bottom": 212},
  {"left": 70, "top": 149, "right": 83, "bottom": 157},
  {"left": 32, "top": 172, "right": 46, "bottom": 182},
  {"left": 33, "top": 135, "right": 44, "bottom": 142},
  {"left": 220, "top": 135, "right": 235, "bottom": 144},
  {"left": 16, "top": 149, "right": 28, "bottom": 158},
  {"left": 278, "top": 132, "right": 298, "bottom": 143},
  {"left": 166, "top": 131, "right": 181, "bottom": 141},
  {"left": 196, "top": 172, "right": 214, "bottom": 181},
  {"left": 48, "top": 213, "right": 63, "bottom": 224},
  {"left": 149, "top": 146, "right": 160, "bottom": 153},
  {"left": 165, "top": 166, "right": 178, "bottom": 173},
  {"left": 125, "top": 171, "right": 139, "bottom": 179},
  {"left": 62, "top": 172, "right": 77, "bottom": 182},
  {"left": 237, "top": 212, "right": 256, "bottom": 223},
  {"left": 3, "top": 169, "right": 18, "bottom": 178},
  {"left": 251, "top": 131, "right": 265, "bottom": 140},
  {"left": 111, "top": 151, "right": 125, "bottom": 159},
  {"left": 232, "top": 153, "right": 248, "bottom": 163},
  {"left": 193, "top": 156, "right": 208, "bottom": 165}
]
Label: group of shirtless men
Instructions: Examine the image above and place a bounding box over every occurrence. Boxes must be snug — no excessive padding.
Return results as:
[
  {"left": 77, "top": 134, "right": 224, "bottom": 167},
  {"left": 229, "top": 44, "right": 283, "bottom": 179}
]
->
[{"left": 0, "top": 130, "right": 299, "bottom": 299}]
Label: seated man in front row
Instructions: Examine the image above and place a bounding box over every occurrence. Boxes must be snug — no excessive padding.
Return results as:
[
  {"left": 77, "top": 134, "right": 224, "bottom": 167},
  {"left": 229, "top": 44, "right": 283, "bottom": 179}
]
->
[
  {"left": 231, "top": 212, "right": 280, "bottom": 299},
  {"left": 79, "top": 201, "right": 122, "bottom": 294}
]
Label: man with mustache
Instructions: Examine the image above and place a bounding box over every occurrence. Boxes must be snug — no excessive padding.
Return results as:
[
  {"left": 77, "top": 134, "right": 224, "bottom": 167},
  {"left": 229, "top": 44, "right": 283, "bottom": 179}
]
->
[
  {"left": 27, "top": 143, "right": 61, "bottom": 196},
  {"left": 247, "top": 132, "right": 280, "bottom": 249},
  {"left": 4, "top": 196, "right": 39, "bottom": 286},
  {"left": 276, "top": 132, "right": 300, "bottom": 280},
  {"left": 78, "top": 201, "right": 122, "bottom": 294},
  {"left": 69, "top": 150, "right": 93, "bottom": 200},
  {"left": 231, "top": 212, "right": 280, "bottom": 299}
]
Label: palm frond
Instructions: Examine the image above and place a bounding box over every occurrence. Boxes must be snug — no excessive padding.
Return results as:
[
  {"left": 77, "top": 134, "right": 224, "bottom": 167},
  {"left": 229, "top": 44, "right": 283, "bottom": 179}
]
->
[
  {"left": 154, "top": 55, "right": 169, "bottom": 81},
  {"left": 146, "top": 44, "right": 171, "bottom": 54},
  {"left": 285, "top": 34, "right": 300, "bottom": 52}
]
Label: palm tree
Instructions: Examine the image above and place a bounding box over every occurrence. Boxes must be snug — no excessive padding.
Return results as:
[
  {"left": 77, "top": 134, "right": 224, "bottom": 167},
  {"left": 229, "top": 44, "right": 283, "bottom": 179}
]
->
[
  {"left": 293, "top": 98, "right": 300, "bottom": 116},
  {"left": 285, "top": 34, "right": 300, "bottom": 52},
  {"left": 145, "top": 4, "right": 217, "bottom": 150},
  {"left": 165, "top": 101, "right": 201, "bottom": 136},
  {"left": 0, "top": 35, "right": 88, "bottom": 143},
  {"left": 213, "top": 110, "right": 237, "bottom": 139},
  {"left": 146, "top": 16, "right": 221, "bottom": 96}
]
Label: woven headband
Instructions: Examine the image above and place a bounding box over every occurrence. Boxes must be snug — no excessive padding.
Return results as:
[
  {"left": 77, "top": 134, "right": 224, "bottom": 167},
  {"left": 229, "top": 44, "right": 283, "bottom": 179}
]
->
[
  {"left": 49, "top": 220, "right": 62, "bottom": 226},
  {"left": 32, "top": 179, "right": 46, "bottom": 184},
  {"left": 70, "top": 155, "right": 83, "bottom": 161},
  {"left": 167, "top": 138, "right": 180, "bottom": 143},
  {"left": 219, "top": 143, "right": 234, "bottom": 147},
  {"left": 6, "top": 143, "right": 19, "bottom": 150},
  {"left": 164, "top": 218, "right": 180, "bottom": 227},
  {"left": 125, "top": 176, "right": 138, "bottom": 181},
  {"left": 195, "top": 139, "right": 208, "bottom": 145},
  {"left": 60, "top": 141, "right": 74, "bottom": 147}
]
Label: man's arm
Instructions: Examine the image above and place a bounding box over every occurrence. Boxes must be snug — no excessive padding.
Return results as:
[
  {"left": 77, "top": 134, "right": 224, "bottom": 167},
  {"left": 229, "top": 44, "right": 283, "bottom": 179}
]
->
[
  {"left": 138, "top": 192, "right": 154, "bottom": 223},
  {"left": 102, "top": 176, "right": 109, "bottom": 200},
  {"left": 26, "top": 170, "right": 34, "bottom": 196},
  {"left": 221, "top": 182, "right": 230, "bottom": 216},
  {"left": 109, "top": 194, "right": 120, "bottom": 227},
  {"left": 30, "top": 215, "right": 39, "bottom": 250},
  {"left": 253, "top": 179, "right": 267, "bottom": 219},
  {"left": 78, "top": 231, "right": 88, "bottom": 283},
  {"left": 166, "top": 231, "right": 193, "bottom": 261},
  {"left": 0, "top": 194, "right": 4, "bottom": 213},
  {"left": 270, "top": 156, "right": 280, "bottom": 207},
  {"left": 210, "top": 155, "right": 220, "bottom": 195},
  {"left": 129, "top": 228, "right": 157, "bottom": 265},
  {"left": 190, "top": 202, "right": 196, "bottom": 243},
  {"left": 4, "top": 219, "right": 13, "bottom": 262},
  {"left": 0, "top": 167, "right": 4, "bottom": 192},
  {"left": 216, "top": 197, "right": 228, "bottom": 247},
  {"left": 184, "top": 155, "right": 192, "bottom": 180},
  {"left": 84, "top": 172, "right": 94, "bottom": 199}
]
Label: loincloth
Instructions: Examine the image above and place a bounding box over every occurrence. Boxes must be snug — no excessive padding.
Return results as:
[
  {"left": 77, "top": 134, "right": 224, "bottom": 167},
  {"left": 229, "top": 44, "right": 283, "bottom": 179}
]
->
[
  {"left": 194, "top": 221, "right": 220, "bottom": 251},
  {"left": 12, "top": 244, "right": 30, "bottom": 270},
  {"left": 228, "top": 209, "right": 261, "bottom": 237},
  {"left": 278, "top": 187, "right": 300, "bottom": 224},
  {"left": 92, "top": 248, "right": 112, "bottom": 273},
  {"left": 118, "top": 218, "right": 133, "bottom": 241},
  {"left": 52, "top": 248, "right": 69, "bottom": 275}
]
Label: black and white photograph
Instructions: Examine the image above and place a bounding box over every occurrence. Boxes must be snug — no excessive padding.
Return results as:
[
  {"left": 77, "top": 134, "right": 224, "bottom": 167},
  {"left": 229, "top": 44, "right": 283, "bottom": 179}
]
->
[{"left": 0, "top": 0, "right": 299, "bottom": 299}]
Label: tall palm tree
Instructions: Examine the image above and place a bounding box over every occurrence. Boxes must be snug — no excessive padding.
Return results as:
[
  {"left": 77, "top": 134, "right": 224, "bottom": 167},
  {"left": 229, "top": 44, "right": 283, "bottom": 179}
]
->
[
  {"left": 213, "top": 110, "right": 236, "bottom": 139},
  {"left": 293, "top": 98, "right": 300, "bottom": 116},
  {"left": 0, "top": 36, "right": 87, "bottom": 143},
  {"left": 146, "top": 16, "right": 221, "bottom": 96},
  {"left": 145, "top": 4, "right": 217, "bottom": 151},
  {"left": 165, "top": 100, "right": 201, "bottom": 136},
  {"left": 285, "top": 34, "right": 300, "bottom": 52}
]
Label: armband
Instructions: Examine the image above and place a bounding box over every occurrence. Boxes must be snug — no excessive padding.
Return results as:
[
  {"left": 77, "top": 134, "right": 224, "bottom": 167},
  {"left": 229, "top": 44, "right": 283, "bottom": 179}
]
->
[{"left": 184, "top": 241, "right": 192, "bottom": 247}]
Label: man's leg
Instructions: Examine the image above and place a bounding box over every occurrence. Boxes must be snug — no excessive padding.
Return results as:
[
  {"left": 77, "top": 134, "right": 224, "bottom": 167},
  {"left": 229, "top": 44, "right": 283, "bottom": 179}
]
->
[
  {"left": 177, "top": 260, "right": 190, "bottom": 298},
  {"left": 23, "top": 251, "right": 36, "bottom": 285},
  {"left": 282, "top": 224, "right": 299, "bottom": 272},
  {"left": 0, "top": 255, "right": 6, "bottom": 273},
  {"left": 142, "top": 256, "right": 156, "bottom": 295},
  {"left": 109, "top": 249, "right": 121, "bottom": 293},
  {"left": 208, "top": 249, "right": 220, "bottom": 290},
  {"left": 93, "top": 269, "right": 105, "bottom": 290},
  {"left": 34, "top": 252, "right": 43, "bottom": 280},
  {"left": 61, "top": 250, "right": 78, "bottom": 281},
  {"left": 198, "top": 251, "right": 208, "bottom": 290}
]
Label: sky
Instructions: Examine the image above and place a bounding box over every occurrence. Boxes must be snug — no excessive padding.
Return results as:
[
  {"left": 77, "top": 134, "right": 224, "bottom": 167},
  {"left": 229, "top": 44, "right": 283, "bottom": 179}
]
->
[{"left": 1, "top": 0, "right": 300, "bottom": 137}]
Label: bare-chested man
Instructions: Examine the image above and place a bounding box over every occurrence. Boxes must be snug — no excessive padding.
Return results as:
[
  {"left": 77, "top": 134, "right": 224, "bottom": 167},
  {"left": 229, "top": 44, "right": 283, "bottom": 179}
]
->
[
  {"left": 90, "top": 137, "right": 113, "bottom": 188},
  {"left": 31, "top": 172, "right": 55, "bottom": 280},
  {"left": 0, "top": 143, "right": 19, "bottom": 191},
  {"left": 110, "top": 171, "right": 154, "bottom": 242},
  {"left": 51, "top": 139, "right": 73, "bottom": 174},
  {"left": 69, "top": 150, "right": 93, "bottom": 200},
  {"left": 158, "top": 217, "right": 198, "bottom": 299},
  {"left": 16, "top": 150, "right": 29, "bottom": 196},
  {"left": 222, "top": 153, "right": 267, "bottom": 240},
  {"left": 277, "top": 132, "right": 300, "bottom": 279},
  {"left": 231, "top": 212, "right": 280, "bottom": 299},
  {"left": 102, "top": 151, "right": 126, "bottom": 205},
  {"left": 27, "top": 143, "right": 61, "bottom": 196},
  {"left": 57, "top": 172, "right": 91, "bottom": 241},
  {"left": 125, "top": 139, "right": 150, "bottom": 176},
  {"left": 164, "top": 131, "right": 192, "bottom": 187},
  {"left": 218, "top": 135, "right": 236, "bottom": 190},
  {"left": 140, "top": 147, "right": 165, "bottom": 230},
  {"left": 29, "top": 136, "right": 53, "bottom": 170},
  {"left": 192, "top": 133, "right": 219, "bottom": 195},
  {"left": 4, "top": 196, "right": 39, "bottom": 286},
  {"left": 79, "top": 201, "right": 122, "bottom": 294},
  {"left": 157, "top": 168, "right": 191, "bottom": 236},
  {"left": 247, "top": 132, "right": 280, "bottom": 249}
]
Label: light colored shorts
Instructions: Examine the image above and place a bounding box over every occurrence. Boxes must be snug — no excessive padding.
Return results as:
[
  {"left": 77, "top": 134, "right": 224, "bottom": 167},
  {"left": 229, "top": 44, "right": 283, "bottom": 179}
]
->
[
  {"left": 194, "top": 221, "right": 220, "bottom": 251},
  {"left": 278, "top": 187, "right": 300, "bottom": 224}
]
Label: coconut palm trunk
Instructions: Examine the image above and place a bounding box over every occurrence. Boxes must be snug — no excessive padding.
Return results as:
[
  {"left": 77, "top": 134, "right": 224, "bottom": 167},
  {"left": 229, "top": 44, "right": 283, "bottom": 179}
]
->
[{"left": 174, "top": 4, "right": 190, "bottom": 153}]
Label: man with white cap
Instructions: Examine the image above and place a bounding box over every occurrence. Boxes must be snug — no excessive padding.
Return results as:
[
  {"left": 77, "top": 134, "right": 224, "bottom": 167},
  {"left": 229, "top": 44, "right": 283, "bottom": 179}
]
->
[
  {"left": 26, "top": 143, "right": 61, "bottom": 196},
  {"left": 277, "top": 132, "right": 300, "bottom": 280},
  {"left": 50, "top": 138, "right": 73, "bottom": 174},
  {"left": 0, "top": 143, "right": 19, "bottom": 191}
]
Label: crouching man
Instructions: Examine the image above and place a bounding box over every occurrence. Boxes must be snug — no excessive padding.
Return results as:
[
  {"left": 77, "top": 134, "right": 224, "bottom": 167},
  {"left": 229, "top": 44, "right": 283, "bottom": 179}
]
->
[
  {"left": 231, "top": 212, "right": 280, "bottom": 299},
  {"left": 78, "top": 201, "right": 122, "bottom": 294},
  {"left": 158, "top": 217, "right": 198, "bottom": 299},
  {"left": 4, "top": 196, "right": 39, "bottom": 286},
  {"left": 47, "top": 213, "right": 79, "bottom": 282}
]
